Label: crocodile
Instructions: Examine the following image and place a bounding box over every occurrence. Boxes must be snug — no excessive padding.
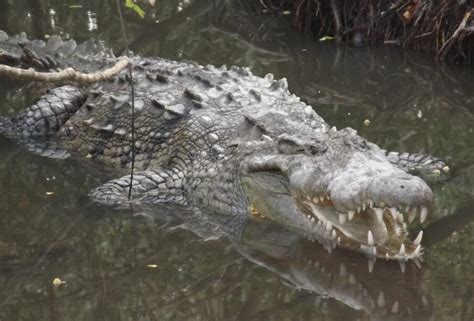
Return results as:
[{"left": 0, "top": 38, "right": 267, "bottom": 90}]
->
[{"left": 0, "top": 32, "right": 446, "bottom": 260}]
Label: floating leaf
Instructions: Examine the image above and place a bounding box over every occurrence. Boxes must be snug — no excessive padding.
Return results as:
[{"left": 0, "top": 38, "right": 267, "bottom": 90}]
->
[
  {"left": 52, "top": 278, "right": 66, "bottom": 287},
  {"left": 125, "top": 0, "right": 145, "bottom": 18},
  {"left": 319, "top": 36, "right": 335, "bottom": 42},
  {"left": 282, "top": 10, "right": 291, "bottom": 15}
]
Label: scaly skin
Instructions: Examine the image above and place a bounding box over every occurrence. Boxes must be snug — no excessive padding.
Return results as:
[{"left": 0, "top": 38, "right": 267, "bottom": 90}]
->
[{"left": 0, "top": 32, "right": 445, "bottom": 260}]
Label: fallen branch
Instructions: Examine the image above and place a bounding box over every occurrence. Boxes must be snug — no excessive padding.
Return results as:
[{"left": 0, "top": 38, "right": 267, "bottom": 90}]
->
[{"left": 0, "top": 57, "right": 129, "bottom": 84}]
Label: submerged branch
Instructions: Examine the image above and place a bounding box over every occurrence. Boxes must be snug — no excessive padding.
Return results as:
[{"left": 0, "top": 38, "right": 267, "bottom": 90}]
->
[{"left": 0, "top": 57, "right": 129, "bottom": 83}]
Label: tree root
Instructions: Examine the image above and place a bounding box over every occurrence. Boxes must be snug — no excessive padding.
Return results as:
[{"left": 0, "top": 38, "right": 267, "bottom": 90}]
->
[
  {"left": 0, "top": 57, "right": 129, "bottom": 84},
  {"left": 268, "top": 0, "right": 474, "bottom": 63}
]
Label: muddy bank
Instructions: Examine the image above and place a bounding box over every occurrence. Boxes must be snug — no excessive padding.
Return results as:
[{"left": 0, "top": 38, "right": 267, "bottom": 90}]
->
[{"left": 262, "top": 0, "right": 473, "bottom": 63}]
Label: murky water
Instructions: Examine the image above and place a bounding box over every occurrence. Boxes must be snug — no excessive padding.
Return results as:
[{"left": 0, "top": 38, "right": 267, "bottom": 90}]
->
[{"left": 0, "top": 1, "right": 473, "bottom": 320}]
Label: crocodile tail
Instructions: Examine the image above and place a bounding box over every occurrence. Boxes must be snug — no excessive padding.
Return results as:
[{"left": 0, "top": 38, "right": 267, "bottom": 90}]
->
[{"left": 0, "top": 117, "right": 13, "bottom": 137}]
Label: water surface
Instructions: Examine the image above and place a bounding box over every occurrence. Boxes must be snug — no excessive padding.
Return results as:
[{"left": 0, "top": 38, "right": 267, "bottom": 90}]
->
[{"left": 0, "top": 1, "right": 473, "bottom": 320}]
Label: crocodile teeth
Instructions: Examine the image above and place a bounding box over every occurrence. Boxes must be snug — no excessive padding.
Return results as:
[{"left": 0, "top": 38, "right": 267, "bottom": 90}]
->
[
  {"left": 362, "top": 203, "right": 366, "bottom": 211},
  {"left": 412, "top": 244, "right": 421, "bottom": 256},
  {"left": 310, "top": 217, "right": 315, "bottom": 223},
  {"left": 397, "top": 213, "right": 404, "bottom": 224},
  {"left": 356, "top": 206, "right": 362, "bottom": 213},
  {"left": 367, "top": 230, "right": 374, "bottom": 246},
  {"left": 389, "top": 207, "right": 398, "bottom": 219},
  {"left": 374, "top": 208, "right": 384, "bottom": 222},
  {"left": 391, "top": 301, "right": 399, "bottom": 313},
  {"left": 319, "top": 196, "right": 324, "bottom": 202},
  {"left": 312, "top": 197, "right": 319, "bottom": 204},
  {"left": 368, "top": 259, "right": 375, "bottom": 273},
  {"left": 368, "top": 199, "right": 374, "bottom": 208},
  {"left": 331, "top": 229, "right": 337, "bottom": 239},
  {"left": 326, "top": 221, "right": 333, "bottom": 231},
  {"left": 398, "top": 243, "right": 406, "bottom": 256},
  {"left": 377, "top": 291, "right": 385, "bottom": 308},
  {"left": 339, "top": 213, "right": 347, "bottom": 224},
  {"left": 420, "top": 207, "right": 428, "bottom": 223},
  {"left": 340, "top": 263, "right": 348, "bottom": 277},
  {"left": 399, "top": 261, "right": 406, "bottom": 273},
  {"left": 413, "top": 230, "right": 423, "bottom": 246},
  {"left": 348, "top": 210, "right": 355, "bottom": 221},
  {"left": 408, "top": 207, "right": 417, "bottom": 223}
]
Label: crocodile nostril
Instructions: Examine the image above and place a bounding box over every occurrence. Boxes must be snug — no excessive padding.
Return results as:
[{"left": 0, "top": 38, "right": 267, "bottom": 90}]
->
[{"left": 400, "top": 185, "right": 405, "bottom": 189}]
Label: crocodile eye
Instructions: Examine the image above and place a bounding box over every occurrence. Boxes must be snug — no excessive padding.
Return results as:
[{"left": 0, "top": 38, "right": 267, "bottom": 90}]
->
[{"left": 308, "top": 145, "right": 319, "bottom": 156}]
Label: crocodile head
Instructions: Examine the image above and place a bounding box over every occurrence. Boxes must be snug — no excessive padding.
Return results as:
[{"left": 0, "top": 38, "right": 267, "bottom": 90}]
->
[{"left": 240, "top": 126, "right": 431, "bottom": 260}]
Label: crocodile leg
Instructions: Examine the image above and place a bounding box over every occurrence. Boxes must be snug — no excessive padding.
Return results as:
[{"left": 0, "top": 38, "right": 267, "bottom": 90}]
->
[
  {"left": 90, "top": 169, "right": 186, "bottom": 208},
  {"left": 0, "top": 85, "right": 86, "bottom": 138},
  {"left": 385, "top": 151, "right": 448, "bottom": 173}
]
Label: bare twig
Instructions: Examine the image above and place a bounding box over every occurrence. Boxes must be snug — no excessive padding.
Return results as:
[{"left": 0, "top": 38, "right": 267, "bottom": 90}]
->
[
  {"left": 437, "top": 10, "right": 472, "bottom": 60},
  {"left": 0, "top": 57, "right": 129, "bottom": 83}
]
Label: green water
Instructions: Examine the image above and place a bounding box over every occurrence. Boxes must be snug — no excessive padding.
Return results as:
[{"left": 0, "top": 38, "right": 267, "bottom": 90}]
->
[{"left": 0, "top": 1, "right": 473, "bottom": 320}]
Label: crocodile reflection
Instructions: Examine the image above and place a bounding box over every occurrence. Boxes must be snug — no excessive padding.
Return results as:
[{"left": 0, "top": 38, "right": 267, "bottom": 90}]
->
[
  {"left": 150, "top": 203, "right": 433, "bottom": 321},
  {"left": 232, "top": 217, "right": 433, "bottom": 321}
]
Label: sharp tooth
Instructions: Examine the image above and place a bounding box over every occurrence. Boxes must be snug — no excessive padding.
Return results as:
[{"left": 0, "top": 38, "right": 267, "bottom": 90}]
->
[
  {"left": 413, "top": 258, "right": 422, "bottom": 269},
  {"left": 399, "top": 261, "right": 406, "bottom": 273},
  {"left": 422, "top": 296, "right": 429, "bottom": 307},
  {"left": 379, "top": 201, "right": 385, "bottom": 208},
  {"left": 385, "top": 253, "right": 390, "bottom": 260},
  {"left": 375, "top": 208, "right": 384, "bottom": 222},
  {"left": 337, "top": 236, "right": 341, "bottom": 243},
  {"left": 339, "top": 213, "right": 347, "bottom": 224},
  {"left": 362, "top": 203, "right": 366, "bottom": 211},
  {"left": 357, "top": 206, "right": 361, "bottom": 213},
  {"left": 319, "top": 196, "right": 324, "bottom": 202},
  {"left": 397, "top": 213, "right": 404, "bottom": 224},
  {"left": 348, "top": 273, "right": 356, "bottom": 284},
  {"left": 368, "top": 199, "right": 374, "bottom": 208},
  {"left": 339, "top": 263, "right": 348, "bottom": 277},
  {"left": 413, "top": 230, "right": 423, "bottom": 246},
  {"left": 310, "top": 217, "right": 315, "bottom": 223},
  {"left": 326, "top": 195, "right": 331, "bottom": 200},
  {"left": 367, "top": 230, "right": 375, "bottom": 246},
  {"left": 368, "top": 259, "right": 375, "bottom": 273},
  {"left": 389, "top": 207, "right": 398, "bottom": 219},
  {"left": 332, "top": 229, "right": 337, "bottom": 239},
  {"left": 398, "top": 243, "right": 406, "bottom": 256},
  {"left": 313, "top": 197, "right": 319, "bottom": 204},
  {"left": 408, "top": 207, "right": 417, "bottom": 223},
  {"left": 377, "top": 291, "right": 385, "bottom": 308},
  {"left": 420, "top": 206, "right": 428, "bottom": 223},
  {"left": 412, "top": 244, "right": 421, "bottom": 256},
  {"left": 326, "top": 221, "right": 333, "bottom": 231},
  {"left": 306, "top": 214, "right": 311, "bottom": 220},
  {"left": 348, "top": 210, "right": 355, "bottom": 221},
  {"left": 391, "top": 300, "right": 399, "bottom": 313},
  {"left": 306, "top": 195, "right": 311, "bottom": 200}
]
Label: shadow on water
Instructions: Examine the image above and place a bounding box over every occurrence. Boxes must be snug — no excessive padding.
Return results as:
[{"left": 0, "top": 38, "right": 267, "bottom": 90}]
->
[{"left": 0, "top": 0, "right": 473, "bottom": 320}]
